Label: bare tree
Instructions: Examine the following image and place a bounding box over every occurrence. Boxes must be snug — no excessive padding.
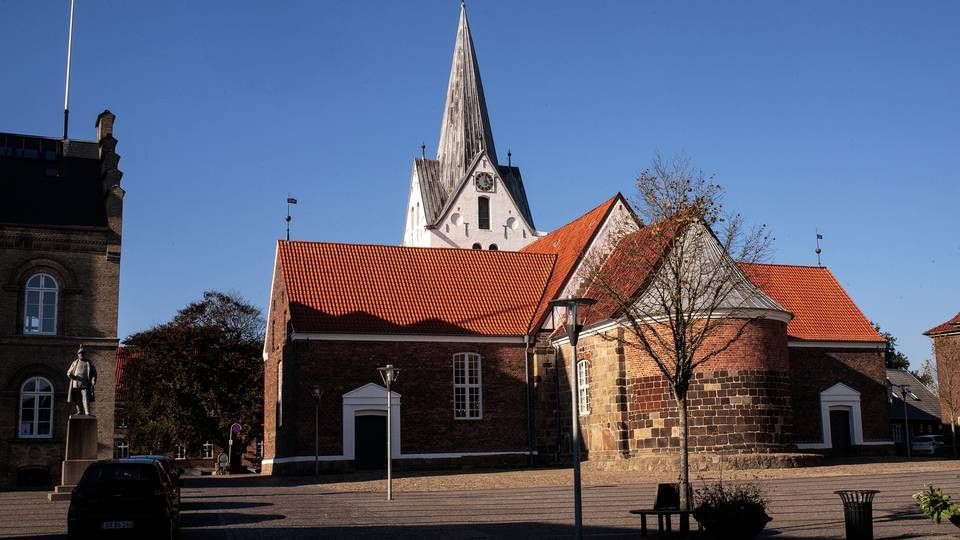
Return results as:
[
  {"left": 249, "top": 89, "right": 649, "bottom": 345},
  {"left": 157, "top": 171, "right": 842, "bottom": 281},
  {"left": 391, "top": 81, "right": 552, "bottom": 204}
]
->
[{"left": 585, "top": 154, "right": 775, "bottom": 510}]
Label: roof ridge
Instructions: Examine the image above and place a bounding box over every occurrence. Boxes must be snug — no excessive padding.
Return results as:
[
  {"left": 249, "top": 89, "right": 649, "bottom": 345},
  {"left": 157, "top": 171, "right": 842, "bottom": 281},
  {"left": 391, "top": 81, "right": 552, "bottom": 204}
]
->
[
  {"left": 740, "top": 262, "right": 830, "bottom": 270},
  {"left": 279, "top": 239, "right": 551, "bottom": 257}
]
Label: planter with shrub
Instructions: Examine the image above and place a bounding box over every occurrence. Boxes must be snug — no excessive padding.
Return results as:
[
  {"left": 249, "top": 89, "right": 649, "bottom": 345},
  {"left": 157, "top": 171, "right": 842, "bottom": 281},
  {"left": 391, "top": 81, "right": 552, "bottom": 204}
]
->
[
  {"left": 914, "top": 485, "right": 960, "bottom": 527},
  {"left": 693, "top": 482, "right": 772, "bottom": 539}
]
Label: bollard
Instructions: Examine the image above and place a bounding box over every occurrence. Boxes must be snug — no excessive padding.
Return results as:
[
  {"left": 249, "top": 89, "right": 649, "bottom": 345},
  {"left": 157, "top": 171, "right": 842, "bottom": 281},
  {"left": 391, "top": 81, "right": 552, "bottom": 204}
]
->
[{"left": 835, "top": 490, "right": 879, "bottom": 540}]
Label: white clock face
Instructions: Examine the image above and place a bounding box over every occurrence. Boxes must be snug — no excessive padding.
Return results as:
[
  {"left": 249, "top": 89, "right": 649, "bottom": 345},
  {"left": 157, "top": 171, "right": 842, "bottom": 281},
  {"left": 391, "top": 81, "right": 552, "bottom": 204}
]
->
[{"left": 476, "top": 173, "right": 494, "bottom": 192}]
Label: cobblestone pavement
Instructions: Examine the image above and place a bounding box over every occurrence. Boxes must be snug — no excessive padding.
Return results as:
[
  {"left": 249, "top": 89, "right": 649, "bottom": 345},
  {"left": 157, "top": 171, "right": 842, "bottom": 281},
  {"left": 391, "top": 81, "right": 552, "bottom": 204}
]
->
[{"left": 3, "top": 460, "right": 960, "bottom": 539}]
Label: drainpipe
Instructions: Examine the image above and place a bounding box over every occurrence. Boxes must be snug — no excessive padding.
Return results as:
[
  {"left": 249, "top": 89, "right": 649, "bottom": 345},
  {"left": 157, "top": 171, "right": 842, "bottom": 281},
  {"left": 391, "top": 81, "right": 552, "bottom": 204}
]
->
[
  {"left": 553, "top": 343, "right": 562, "bottom": 464},
  {"left": 524, "top": 334, "right": 534, "bottom": 466}
]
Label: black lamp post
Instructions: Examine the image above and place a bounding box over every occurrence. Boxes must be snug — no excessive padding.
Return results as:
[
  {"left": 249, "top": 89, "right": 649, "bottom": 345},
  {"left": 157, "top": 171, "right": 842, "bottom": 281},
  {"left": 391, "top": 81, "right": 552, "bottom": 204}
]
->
[
  {"left": 549, "top": 296, "right": 597, "bottom": 540},
  {"left": 378, "top": 364, "right": 400, "bottom": 501},
  {"left": 312, "top": 386, "right": 322, "bottom": 477}
]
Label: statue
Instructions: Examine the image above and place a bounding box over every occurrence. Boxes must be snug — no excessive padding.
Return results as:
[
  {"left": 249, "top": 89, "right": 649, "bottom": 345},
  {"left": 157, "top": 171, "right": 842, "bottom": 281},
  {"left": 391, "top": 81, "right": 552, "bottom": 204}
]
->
[{"left": 67, "top": 345, "right": 97, "bottom": 416}]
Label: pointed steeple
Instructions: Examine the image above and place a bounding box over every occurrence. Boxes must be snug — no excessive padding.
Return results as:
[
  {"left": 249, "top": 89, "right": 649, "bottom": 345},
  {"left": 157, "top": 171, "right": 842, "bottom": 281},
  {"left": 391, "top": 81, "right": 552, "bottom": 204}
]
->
[{"left": 436, "top": 3, "right": 497, "bottom": 193}]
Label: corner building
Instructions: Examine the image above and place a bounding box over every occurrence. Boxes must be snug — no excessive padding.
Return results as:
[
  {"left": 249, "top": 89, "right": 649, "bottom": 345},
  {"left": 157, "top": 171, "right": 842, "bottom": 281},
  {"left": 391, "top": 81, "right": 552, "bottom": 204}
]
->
[{"left": 0, "top": 112, "right": 124, "bottom": 487}]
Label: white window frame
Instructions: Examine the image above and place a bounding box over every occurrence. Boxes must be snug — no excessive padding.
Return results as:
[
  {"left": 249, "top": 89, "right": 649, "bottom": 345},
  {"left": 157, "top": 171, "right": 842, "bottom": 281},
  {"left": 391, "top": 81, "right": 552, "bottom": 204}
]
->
[
  {"left": 256, "top": 441, "right": 263, "bottom": 457},
  {"left": 453, "top": 353, "right": 482, "bottom": 420},
  {"left": 577, "top": 360, "right": 590, "bottom": 416},
  {"left": 114, "top": 439, "right": 129, "bottom": 459},
  {"left": 277, "top": 360, "right": 283, "bottom": 428},
  {"left": 202, "top": 441, "right": 214, "bottom": 459},
  {"left": 19, "top": 376, "right": 54, "bottom": 438},
  {"left": 23, "top": 273, "right": 58, "bottom": 335},
  {"left": 175, "top": 444, "right": 187, "bottom": 460}
]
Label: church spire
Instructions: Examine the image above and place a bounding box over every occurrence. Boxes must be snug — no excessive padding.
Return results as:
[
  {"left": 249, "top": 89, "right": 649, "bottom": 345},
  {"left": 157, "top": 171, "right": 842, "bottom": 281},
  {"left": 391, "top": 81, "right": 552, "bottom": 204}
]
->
[{"left": 436, "top": 3, "right": 497, "bottom": 193}]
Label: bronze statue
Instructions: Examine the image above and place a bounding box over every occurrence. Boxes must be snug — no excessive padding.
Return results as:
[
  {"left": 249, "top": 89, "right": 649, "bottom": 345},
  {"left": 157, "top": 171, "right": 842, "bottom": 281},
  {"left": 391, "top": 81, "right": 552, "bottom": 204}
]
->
[{"left": 67, "top": 345, "right": 97, "bottom": 416}]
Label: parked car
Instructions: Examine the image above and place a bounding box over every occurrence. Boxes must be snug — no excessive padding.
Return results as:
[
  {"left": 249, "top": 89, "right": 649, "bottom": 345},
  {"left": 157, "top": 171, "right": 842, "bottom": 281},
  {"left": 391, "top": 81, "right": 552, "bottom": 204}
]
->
[
  {"left": 912, "top": 434, "right": 947, "bottom": 456},
  {"left": 126, "top": 455, "right": 183, "bottom": 503},
  {"left": 67, "top": 460, "right": 180, "bottom": 539}
]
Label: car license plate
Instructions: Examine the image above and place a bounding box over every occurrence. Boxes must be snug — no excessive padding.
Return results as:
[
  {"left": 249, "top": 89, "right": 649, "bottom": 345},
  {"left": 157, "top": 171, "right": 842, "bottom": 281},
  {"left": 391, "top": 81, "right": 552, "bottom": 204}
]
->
[{"left": 101, "top": 521, "right": 134, "bottom": 529}]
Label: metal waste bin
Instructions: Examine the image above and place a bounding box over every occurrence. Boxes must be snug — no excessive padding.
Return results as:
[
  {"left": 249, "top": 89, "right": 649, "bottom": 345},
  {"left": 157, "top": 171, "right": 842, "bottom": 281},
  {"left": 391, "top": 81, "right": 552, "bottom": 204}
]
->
[{"left": 835, "top": 490, "right": 879, "bottom": 540}]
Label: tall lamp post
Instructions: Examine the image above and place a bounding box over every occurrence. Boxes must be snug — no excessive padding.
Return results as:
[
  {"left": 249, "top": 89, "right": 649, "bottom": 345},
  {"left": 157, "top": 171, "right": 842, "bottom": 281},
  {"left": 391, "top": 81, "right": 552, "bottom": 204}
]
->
[
  {"left": 312, "top": 386, "right": 322, "bottom": 477},
  {"left": 378, "top": 364, "right": 400, "bottom": 501},
  {"left": 549, "top": 297, "right": 596, "bottom": 540}
]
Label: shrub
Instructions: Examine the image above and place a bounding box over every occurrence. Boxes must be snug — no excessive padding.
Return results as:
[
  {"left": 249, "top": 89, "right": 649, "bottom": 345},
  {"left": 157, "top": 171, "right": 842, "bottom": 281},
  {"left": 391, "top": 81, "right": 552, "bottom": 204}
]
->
[
  {"left": 694, "top": 482, "right": 769, "bottom": 521},
  {"left": 914, "top": 485, "right": 958, "bottom": 524}
]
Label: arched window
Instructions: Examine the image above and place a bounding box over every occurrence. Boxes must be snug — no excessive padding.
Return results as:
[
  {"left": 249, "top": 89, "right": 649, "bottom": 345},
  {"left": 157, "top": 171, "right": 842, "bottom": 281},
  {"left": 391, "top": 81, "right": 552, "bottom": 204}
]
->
[
  {"left": 24, "top": 273, "right": 58, "bottom": 335},
  {"left": 453, "top": 353, "right": 482, "bottom": 419},
  {"left": 19, "top": 377, "right": 54, "bottom": 438},
  {"left": 477, "top": 197, "right": 490, "bottom": 230},
  {"left": 577, "top": 360, "right": 590, "bottom": 416},
  {"left": 488, "top": 244, "right": 498, "bottom": 251},
  {"left": 472, "top": 243, "right": 482, "bottom": 250}
]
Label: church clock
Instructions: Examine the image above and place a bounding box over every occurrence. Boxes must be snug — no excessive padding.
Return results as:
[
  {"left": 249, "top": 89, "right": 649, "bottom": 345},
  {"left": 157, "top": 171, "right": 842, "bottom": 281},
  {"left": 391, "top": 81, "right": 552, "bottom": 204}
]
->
[{"left": 475, "top": 172, "right": 494, "bottom": 192}]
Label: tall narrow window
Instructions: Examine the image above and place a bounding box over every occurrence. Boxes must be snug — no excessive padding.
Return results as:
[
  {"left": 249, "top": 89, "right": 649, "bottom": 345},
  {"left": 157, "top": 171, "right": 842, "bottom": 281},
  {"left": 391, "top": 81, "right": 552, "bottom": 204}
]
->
[
  {"left": 202, "top": 441, "right": 214, "bottom": 459},
  {"left": 277, "top": 360, "right": 283, "bottom": 428},
  {"left": 175, "top": 444, "right": 187, "bottom": 460},
  {"left": 477, "top": 197, "right": 490, "bottom": 230},
  {"left": 577, "top": 360, "right": 590, "bottom": 416},
  {"left": 19, "top": 377, "right": 54, "bottom": 438},
  {"left": 114, "top": 439, "right": 129, "bottom": 459},
  {"left": 453, "top": 353, "right": 482, "bottom": 419},
  {"left": 24, "top": 273, "right": 58, "bottom": 335}
]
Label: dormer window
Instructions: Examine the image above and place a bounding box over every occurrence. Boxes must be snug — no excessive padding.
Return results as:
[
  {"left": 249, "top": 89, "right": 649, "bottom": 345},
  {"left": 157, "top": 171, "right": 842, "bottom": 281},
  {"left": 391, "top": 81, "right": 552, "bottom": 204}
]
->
[
  {"left": 24, "top": 273, "right": 58, "bottom": 335},
  {"left": 478, "top": 197, "right": 490, "bottom": 230}
]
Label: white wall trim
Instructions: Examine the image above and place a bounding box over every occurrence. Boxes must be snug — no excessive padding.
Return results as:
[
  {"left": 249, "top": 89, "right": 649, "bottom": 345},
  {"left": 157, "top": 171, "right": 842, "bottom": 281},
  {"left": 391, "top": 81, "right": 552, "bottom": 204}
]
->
[
  {"left": 262, "top": 244, "right": 279, "bottom": 362},
  {"left": 263, "top": 450, "right": 538, "bottom": 465},
  {"left": 292, "top": 331, "right": 524, "bottom": 344},
  {"left": 789, "top": 341, "right": 885, "bottom": 350}
]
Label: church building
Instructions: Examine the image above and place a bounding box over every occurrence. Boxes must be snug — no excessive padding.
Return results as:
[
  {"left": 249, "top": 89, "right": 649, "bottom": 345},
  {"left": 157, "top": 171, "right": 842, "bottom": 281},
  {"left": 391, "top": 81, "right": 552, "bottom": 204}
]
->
[{"left": 261, "top": 5, "right": 891, "bottom": 475}]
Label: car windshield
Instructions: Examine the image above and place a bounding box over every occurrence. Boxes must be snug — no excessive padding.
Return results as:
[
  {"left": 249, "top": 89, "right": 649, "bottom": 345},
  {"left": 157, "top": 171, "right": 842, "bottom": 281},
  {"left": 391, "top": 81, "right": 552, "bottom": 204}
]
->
[{"left": 80, "top": 464, "right": 159, "bottom": 486}]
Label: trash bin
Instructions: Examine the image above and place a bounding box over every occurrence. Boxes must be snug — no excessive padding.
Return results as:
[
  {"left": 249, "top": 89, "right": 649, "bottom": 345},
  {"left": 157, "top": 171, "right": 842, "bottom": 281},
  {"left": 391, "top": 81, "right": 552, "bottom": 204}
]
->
[{"left": 835, "top": 490, "right": 879, "bottom": 540}]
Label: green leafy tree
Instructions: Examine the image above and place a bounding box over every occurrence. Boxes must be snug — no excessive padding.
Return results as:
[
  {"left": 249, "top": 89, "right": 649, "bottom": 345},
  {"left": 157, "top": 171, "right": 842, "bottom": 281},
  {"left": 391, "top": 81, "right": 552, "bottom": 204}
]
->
[
  {"left": 123, "top": 291, "right": 264, "bottom": 458},
  {"left": 873, "top": 322, "right": 909, "bottom": 370}
]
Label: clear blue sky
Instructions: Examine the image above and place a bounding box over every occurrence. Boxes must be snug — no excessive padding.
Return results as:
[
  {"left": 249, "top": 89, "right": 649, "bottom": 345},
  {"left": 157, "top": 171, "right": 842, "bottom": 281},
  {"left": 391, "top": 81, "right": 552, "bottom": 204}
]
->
[{"left": 3, "top": 1, "right": 957, "bottom": 367}]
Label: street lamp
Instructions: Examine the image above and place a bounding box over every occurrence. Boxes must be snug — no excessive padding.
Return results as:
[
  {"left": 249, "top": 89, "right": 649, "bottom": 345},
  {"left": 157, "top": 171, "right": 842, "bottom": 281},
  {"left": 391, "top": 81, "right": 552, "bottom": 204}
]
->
[
  {"left": 548, "top": 296, "right": 597, "bottom": 540},
  {"left": 896, "top": 383, "right": 911, "bottom": 458},
  {"left": 378, "top": 364, "right": 400, "bottom": 501},
  {"left": 312, "top": 386, "right": 322, "bottom": 477}
]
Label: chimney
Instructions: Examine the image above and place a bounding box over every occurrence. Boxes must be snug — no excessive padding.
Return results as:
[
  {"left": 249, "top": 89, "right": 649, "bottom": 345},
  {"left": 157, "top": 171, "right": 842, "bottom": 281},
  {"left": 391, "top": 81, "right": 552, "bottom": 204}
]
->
[{"left": 95, "top": 110, "right": 115, "bottom": 142}]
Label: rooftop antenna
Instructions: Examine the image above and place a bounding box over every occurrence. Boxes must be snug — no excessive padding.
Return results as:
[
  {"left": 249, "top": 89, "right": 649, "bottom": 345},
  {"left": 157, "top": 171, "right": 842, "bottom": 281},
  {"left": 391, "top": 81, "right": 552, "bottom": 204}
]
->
[
  {"left": 815, "top": 229, "right": 823, "bottom": 267},
  {"left": 286, "top": 196, "right": 298, "bottom": 241},
  {"left": 63, "top": 0, "right": 76, "bottom": 140},
  {"left": 420, "top": 142, "right": 426, "bottom": 159},
  {"left": 507, "top": 148, "right": 512, "bottom": 167}
]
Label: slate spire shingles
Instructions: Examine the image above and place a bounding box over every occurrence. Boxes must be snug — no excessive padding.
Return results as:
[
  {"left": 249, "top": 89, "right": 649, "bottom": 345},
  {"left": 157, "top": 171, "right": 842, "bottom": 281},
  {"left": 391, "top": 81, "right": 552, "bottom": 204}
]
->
[{"left": 436, "top": 3, "right": 497, "bottom": 194}]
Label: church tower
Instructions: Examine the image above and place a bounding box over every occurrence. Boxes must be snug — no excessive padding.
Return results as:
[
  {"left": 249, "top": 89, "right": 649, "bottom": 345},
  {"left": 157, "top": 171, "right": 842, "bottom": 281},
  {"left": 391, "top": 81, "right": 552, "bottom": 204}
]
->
[{"left": 402, "top": 4, "right": 537, "bottom": 250}]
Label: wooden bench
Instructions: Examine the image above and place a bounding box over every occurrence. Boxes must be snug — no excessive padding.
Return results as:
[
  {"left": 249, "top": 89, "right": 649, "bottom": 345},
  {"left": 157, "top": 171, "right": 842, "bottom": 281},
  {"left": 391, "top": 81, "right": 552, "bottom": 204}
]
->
[{"left": 629, "top": 483, "right": 699, "bottom": 537}]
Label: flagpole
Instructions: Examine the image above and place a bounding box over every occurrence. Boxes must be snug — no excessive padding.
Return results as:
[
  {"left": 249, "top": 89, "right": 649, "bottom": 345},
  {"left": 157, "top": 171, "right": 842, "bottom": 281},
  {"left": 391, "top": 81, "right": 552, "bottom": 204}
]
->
[{"left": 63, "top": 0, "right": 76, "bottom": 140}]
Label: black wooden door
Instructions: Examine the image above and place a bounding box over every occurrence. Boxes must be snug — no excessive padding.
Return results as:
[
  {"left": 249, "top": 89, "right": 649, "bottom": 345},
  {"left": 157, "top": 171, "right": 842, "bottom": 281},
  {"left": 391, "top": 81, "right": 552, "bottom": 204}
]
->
[
  {"left": 354, "top": 415, "right": 387, "bottom": 470},
  {"left": 830, "top": 409, "right": 852, "bottom": 455}
]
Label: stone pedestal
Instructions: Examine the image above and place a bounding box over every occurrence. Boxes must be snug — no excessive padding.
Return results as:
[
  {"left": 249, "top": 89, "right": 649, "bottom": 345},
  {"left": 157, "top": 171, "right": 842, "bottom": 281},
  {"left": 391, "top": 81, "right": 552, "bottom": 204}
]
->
[{"left": 48, "top": 415, "right": 98, "bottom": 502}]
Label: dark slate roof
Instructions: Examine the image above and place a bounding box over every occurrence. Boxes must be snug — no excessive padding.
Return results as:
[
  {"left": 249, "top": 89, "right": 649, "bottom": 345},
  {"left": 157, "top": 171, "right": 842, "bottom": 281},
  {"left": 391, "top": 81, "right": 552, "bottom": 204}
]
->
[
  {"left": 0, "top": 134, "right": 107, "bottom": 227},
  {"left": 497, "top": 165, "right": 535, "bottom": 231},
  {"left": 416, "top": 159, "right": 536, "bottom": 231},
  {"left": 887, "top": 369, "right": 942, "bottom": 422},
  {"left": 415, "top": 158, "right": 445, "bottom": 224}
]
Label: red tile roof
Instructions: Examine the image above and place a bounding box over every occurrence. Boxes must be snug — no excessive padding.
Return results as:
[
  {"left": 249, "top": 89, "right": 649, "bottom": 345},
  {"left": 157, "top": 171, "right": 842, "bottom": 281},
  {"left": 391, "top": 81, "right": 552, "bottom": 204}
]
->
[
  {"left": 522, "top": 194, "right": 625, "bottom": 330},
  {"left": 740, "top": 263, "right": 884, "bottom": 343},
  {"left": 577, "top": 215, "right": 682, "bottom": 327},
  {"left": 924, "top": 313, "right": 960, "bottom": 336},
  {"left": 277, "top": 241, "right": 556, "bottom": 336}
]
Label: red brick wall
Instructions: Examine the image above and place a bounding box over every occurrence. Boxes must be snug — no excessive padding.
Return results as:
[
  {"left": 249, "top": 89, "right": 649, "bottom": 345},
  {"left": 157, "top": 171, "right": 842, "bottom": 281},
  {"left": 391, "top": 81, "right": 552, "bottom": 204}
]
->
[
  {"left": 262, "top": 260, "right": 289, "bottom": 467},
  {"left": 264, "top": 337, "right": 530, "bottom": 472},
  {"left": 545, "top": 319, "right": 794, "bottom": 459},
  {"left": 788, "top": 347, "right": 889, "bottom": 443},
  {"left": 932, "top": 333, "right": 960, "bottom": 426}
]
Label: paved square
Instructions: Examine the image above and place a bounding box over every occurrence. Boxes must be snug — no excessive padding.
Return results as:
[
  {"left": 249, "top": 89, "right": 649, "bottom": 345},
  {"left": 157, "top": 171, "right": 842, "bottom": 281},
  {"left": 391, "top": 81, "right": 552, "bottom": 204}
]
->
[{"left": 3, "top": 464, "right": 960, "bottom": 539}]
